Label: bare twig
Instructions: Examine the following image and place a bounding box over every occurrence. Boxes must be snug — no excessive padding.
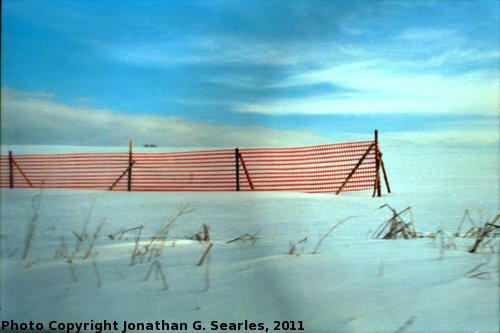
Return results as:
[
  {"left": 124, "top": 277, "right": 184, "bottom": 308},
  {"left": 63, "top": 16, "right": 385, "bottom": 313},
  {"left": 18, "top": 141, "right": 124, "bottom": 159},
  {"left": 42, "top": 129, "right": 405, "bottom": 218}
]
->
[
  {"left": 288, "top": 241, "right": 297, "bottom": 256},
  {"left": 227, "top": 229, "right": 261, "bottom": 245},
  {"left": 198, "top": 243, "right": 214, "bottom": 266},
  {"left": 145, "top": 204, "right": 194, "bottom": 249},
  {"left": 393, "top": 316, "right": 417, "bottom": 333},
  {"left": 72, "top": 231, "right": 84, "bottom": 242},
  {"left": 92, "top": 257, "right": 102, "bottom": 288},
  {"left": 465, "top": 246, "right": 496, "bottom": 279},
  {"left": 203, "top": 224, "right": 211, "bottom": 241},
  {"left": 469, "top": 215, "right": 499, "bottom": 253},
  {"left": 26, "top": 257, "right": 40, "bottom": 268},
  {"left": 373, "top": 205, "right": 416, "bottom": 239},
  {"left": 464, "top": 262, "right": 487, "bottom": 276},
  {"left": 109, "top": 226, "right": 143, "bottom": 240},
  {"left": 138, "top": 204, "right": 194, "bottom": 263},
  {"left": 56, "top": 236, "right": 78, "bottom": 282},
  {"left": 288, "top": 236, "right": 307, "bottom": 256},
  {"left": 67, "top": 261, "right": 78, "bottom": 282},
  {"left": 437, "top": 230, "right": 445, "bottom": 260},
  {"left": 144, "top": 261, "right": 169, "bottom": 290},
  {"left": 8, "top": 247, "right": 19, "bottom": 258},
  {"left": 84, "top": 222, "right": 104, "bottom": 260},
  {"left": 22, "top": 189, "right": 43, "bottom": 260},
  {"left": 455, "top": 209, "right": 477, "bottom": 236},
  {"left": 204, "top": 253, "right": 211, "bottom": 292},
  {"left": 312, "top": 216, "right": 355, "bottom": 254},
  {"left": 466, "top": 272, "right": 490, "bottom": 279},
  {"left": 191, "top": 223, "right": 212, "bottom": 242},
  {"left": 130, "top": 226, "right": 144, "bottom": 265}
]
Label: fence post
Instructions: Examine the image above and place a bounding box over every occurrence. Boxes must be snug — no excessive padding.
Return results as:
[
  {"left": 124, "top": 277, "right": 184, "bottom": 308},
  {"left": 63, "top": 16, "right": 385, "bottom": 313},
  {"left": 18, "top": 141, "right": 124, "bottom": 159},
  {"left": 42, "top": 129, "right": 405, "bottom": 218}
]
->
[
  {"left": 235, "top": 148, "right": 240, "bottom": 191},
  {"left": 9, "top": 151, "right": 14, "bottom": 189},
  {"left": 374, "top": 130, "right": 382, "bottom": 197},
  {"left": 380, "top": 153, "right": 391, "bottom": 193},
  {"left": 128, "top": 140, "right": 133, "bottom": 192}
]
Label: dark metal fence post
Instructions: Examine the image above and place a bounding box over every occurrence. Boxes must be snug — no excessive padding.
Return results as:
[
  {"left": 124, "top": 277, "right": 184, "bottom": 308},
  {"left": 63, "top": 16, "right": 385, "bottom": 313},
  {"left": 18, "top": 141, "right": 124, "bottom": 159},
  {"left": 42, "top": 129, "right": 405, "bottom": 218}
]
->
[
  {"left": 9, "top": 151, "right": 14, "bottom": 189},
  {"left": 128, "top": 141, "right": 133, "bottom": 192},
  {"left": 235, "top": 148, "right": 240, "bottom": 191}
]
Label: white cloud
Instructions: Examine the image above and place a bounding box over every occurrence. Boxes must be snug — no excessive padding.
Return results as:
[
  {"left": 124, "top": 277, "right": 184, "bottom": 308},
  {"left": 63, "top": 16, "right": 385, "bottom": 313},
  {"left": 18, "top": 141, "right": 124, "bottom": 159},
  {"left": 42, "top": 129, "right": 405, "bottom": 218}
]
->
[
  {"left": 96, "top": 34, "right": 350, "bottom": 68},
  {"left": 235, "top": 62, "right": 499, "bottom": 116},
  {"left": 398, "top": 28, "right": 456, "bottom": 41},
  {"left": 103, "top": 31, "right": 498, "bottom": 118},
  {"left": 1, "top": 88, "right": 331, "bottom": 148},
  {"left": 2, "top": 88, "right": 497, "bottom": 148},
  {"left": 2, "top": 88, "right": 499, "bottom": 148}
]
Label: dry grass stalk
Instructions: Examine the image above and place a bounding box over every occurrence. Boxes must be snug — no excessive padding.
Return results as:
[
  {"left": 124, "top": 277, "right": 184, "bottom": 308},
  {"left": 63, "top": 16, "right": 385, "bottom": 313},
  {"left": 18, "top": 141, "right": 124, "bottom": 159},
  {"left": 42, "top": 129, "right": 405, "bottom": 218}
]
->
[
  {"left": 56, "top": 236, "right": 78, "bottom": 282},
  {"left": 204, "top": 253, "right": 211, "bottom": 292},
  {"left": 437, "top": 230, "right": 445, "bottom": 260},
  {"left": 465, "top": 247, "right": 496, "bottom": 279},
  {"left": 22, "top": 190, "right": 43, "bottom": 260},
  {"left": 8, "top": 247, "right": 19, "bottom": 258},
  {"left": 191, "top": 224, "right": 211, "bottom": 242},
  {"left": 108, "top": 226, "right": 143, "bottom": 240},
  {"left": 312, "top": 216, "right": 354, "bottom": 254},
  {"left": 198, "top": 243, "right": 214, "bottom": 266},
  {"left": 92, "top": 257, "right": 102, "bottom": 288},
  {"left": 393, "top": 316, "right": 417, "bottom": 333},
  {"left": 203, "top": 224, "right": 211, "bottom": 241},
  {"left": 133, "top": 204, "right": 194, "bottom": 264},
  {"left": 468, "top": 215, "right": 499, "bottom": 253},
  {"left": 130, "top": 226, "right": 144, "bottom": 265},
  {"left": 463, "top": 227, "right": 479, "bottom": 238},
  {"left": 227, "top": 230, "right": 261, "bottom": 245},
  {"left": 147, "top": 204, "right": 194, "bottom": 248},
  {"left": 454, "top": 209, "right": 477, "bottom": 237},
  {"left": 84, "top": 222, "right": 104, "bottom": 260},
  {"left": 288, "top": 236, "right": 307, "bottom": 256},
  {"left": 137, "top": 205, "right": 193, "bottom": 290},
  {"left": 73, "top": 199, "right": 95, "bottom": 252},
  {"left": 373, "top": 205, "right": 416, "bottom": 239},
  {"left": 26, "top": 257, "right": 40, "bottom": 268},
  {"left": 144, "top": 260, "right": 169, "bottom": 290}
]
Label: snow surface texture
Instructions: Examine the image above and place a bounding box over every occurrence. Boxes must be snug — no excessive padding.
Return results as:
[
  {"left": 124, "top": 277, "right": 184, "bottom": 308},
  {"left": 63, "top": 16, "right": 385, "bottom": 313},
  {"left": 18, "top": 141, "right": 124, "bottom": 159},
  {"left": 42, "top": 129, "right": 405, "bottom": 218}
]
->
[{"left": 0, "top": 144, "right": 498, "bottom": 333}]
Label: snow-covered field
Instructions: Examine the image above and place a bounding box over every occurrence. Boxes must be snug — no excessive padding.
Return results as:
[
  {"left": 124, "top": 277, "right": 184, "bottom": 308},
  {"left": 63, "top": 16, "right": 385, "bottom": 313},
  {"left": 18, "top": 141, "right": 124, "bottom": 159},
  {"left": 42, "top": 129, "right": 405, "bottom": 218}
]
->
[{"left": 1, "top": 143, "right": 498, "bottom": 333}]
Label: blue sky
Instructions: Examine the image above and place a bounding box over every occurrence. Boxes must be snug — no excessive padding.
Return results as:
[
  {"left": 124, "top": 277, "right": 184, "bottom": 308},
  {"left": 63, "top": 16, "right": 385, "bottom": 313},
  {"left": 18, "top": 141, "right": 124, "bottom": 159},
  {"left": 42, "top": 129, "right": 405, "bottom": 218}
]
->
[{"left": 1, "top": 0, "right": 498, "bottom": 147}]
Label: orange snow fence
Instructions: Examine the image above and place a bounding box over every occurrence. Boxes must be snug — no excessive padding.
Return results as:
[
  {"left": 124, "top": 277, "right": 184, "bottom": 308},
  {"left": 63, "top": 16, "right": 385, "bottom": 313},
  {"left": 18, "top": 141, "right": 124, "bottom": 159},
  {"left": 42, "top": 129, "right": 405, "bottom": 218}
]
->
[{"left": 1, "top": 132, "right": 390, "bottom": 195}]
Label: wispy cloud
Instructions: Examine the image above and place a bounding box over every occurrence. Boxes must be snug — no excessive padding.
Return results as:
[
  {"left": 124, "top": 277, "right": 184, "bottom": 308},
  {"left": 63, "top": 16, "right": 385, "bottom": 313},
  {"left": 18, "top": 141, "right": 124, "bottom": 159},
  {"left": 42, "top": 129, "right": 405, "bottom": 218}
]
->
[
  {"left": 234, "top": 62, "right": 498, "bottom": 116},
  {"left": 2, "top": 88, "right": 496, "bottom": 148},
  {"left": 97, "top": 35, "right": 349, "bottom": 68},
  {"left": 2, "top": 0, "right": 498, "bottom": 148},
  {"left": 1, "top": 88, "right": 331, "bottom": 148},
  {"left": 397, "top": 28, "right": 456, "bottom": 41}
]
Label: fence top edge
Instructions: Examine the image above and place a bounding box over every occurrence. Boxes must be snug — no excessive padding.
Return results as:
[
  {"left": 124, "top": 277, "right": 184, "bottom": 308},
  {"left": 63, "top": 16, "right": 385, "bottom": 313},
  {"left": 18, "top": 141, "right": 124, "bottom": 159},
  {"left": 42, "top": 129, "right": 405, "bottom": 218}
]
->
[{"left": 1, "top": 140, "right": 376, "bottom": 158}]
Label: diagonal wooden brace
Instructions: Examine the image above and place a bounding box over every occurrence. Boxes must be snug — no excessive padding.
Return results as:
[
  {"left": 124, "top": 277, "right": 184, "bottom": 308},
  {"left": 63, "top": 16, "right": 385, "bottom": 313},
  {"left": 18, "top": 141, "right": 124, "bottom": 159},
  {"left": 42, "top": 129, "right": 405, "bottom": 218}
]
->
[
  {"left": 11, "top": 158, "right": 33, "bottom": 188},
  {"left": 109, "top": 161, "right": 135, "bottom": 191},
  {"left": 238, "top": 153, "right": 254, "bottom": 191},
  {"left": 336, "top": 143, "right": 375, "bottom": 195}
]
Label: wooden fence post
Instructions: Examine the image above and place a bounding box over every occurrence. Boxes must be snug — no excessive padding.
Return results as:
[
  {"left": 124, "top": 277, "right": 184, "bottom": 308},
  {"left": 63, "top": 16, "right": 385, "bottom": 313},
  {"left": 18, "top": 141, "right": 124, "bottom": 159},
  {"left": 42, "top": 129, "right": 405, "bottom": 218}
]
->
[
  {"left": 380, "top": 153, "right": 391, "bottom": 193},
  {"left": 128, "top": 140, "right": 133, "bottom": 192},
  {"left": 235, "top": 148, "right": 240, "bottom": 191},
  {"left": 9, "top": 151, "right": 14, "bottom": 189},
  {"left": 374, "top": 130, "right": 382, "bottom": 197}
]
